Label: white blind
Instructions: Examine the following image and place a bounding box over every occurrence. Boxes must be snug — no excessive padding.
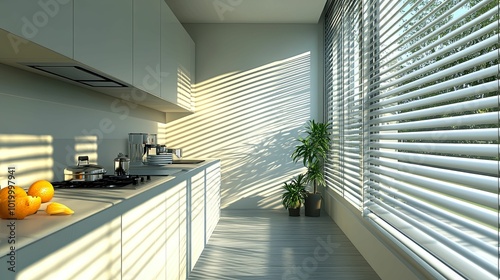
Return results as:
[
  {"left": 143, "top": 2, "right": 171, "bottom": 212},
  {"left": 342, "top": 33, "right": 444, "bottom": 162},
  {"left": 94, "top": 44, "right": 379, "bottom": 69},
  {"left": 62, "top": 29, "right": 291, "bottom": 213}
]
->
[
  {"left": 324, "top": 0, "right": 364, "bottom": 208},
  {"left": 324, "top": 0, "right": 499, "bottom": 279}
]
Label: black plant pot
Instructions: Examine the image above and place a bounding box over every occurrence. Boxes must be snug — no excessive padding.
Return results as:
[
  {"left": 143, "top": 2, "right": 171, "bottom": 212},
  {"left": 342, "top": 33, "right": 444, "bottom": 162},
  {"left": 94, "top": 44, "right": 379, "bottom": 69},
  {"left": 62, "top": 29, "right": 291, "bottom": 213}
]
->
[
  {"left": 305, "top": 193, "right": 322, "bottom": 217},
  {"left": 288, "top": 207, "right": 300, "bottom": 216}
]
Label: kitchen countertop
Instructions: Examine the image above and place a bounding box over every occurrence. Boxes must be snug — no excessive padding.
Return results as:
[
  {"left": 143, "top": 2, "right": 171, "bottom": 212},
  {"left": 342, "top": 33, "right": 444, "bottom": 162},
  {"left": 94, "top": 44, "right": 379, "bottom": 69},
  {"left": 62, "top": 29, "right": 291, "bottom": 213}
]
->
[{"left": 0, "top": 159, "right": 219, "bottom": 257}]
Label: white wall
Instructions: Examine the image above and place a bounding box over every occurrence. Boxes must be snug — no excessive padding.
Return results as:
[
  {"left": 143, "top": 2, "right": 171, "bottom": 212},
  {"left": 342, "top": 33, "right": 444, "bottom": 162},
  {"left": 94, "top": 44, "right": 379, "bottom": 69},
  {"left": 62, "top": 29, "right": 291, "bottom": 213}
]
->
[
  {"left": 164, "top": 23, "right": 323, "bottom": 210},
  {"left": 0, "top": 64, "right": 163, "bottom": 185}
]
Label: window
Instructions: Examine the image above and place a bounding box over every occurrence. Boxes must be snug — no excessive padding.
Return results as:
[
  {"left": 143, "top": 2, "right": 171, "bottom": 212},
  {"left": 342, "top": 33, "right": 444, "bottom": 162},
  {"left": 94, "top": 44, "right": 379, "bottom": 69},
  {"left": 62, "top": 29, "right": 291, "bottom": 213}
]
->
[
  {"left": 324, "top": 0, "right": 499, "bottom": 278},
  {"left": 325, "top": 0, "right": 365, "bottom": 209}
]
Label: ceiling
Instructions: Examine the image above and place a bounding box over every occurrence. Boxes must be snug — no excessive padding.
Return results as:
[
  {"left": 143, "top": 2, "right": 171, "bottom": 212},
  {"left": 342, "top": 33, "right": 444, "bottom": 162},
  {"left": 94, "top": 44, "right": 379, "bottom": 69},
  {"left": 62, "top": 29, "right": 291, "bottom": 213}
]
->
[{"left": 164, "top": 0, "right": 327, "bottom": 24}]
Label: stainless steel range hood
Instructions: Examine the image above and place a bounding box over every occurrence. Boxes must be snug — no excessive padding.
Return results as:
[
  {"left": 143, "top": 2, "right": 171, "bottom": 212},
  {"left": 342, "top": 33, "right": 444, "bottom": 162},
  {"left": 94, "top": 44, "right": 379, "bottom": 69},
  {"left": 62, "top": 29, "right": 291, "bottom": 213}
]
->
[{"left": 26, "top": 64, "right": 127, "bottom": 88}]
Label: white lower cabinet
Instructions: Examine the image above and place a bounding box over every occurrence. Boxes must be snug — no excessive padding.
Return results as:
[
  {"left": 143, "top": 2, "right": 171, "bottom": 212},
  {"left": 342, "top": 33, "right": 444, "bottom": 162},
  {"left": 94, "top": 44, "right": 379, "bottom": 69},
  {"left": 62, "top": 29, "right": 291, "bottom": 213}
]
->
[
  {"left": 179, "top": 180, "right": 188, "bottom": 278},
  {"left": 0, "top": 162, "right": 220, "bottom": 280},
  {"left": 122, "top": 191, "right": 167, "bottom": 279},
  {"left": 190, "top": 170, "right": 206, "bottom": 270},
  {"left": 121, "top": 163, "right": 220, "bottom": 280},
  {"left": 188, "top": 161, "right": 222, "bottom": 274},
  {"left": 18, "top": 217, "right": 122, "bottom": 280},
  {"left": 122, "top": 181, "right": 190, "bottom": 280},
  {"left": 205, "top": 162, "right": 222, "bottom": 238},
  {"left": 166, "top": 181, "right": 187, "bottom": 280}
]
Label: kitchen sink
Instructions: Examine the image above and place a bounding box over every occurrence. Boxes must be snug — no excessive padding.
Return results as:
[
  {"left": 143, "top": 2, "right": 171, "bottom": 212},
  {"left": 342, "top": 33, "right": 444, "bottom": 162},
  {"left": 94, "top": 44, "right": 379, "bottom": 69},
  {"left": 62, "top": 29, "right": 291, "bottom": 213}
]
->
[{"left": 171, "top": 160, "right": 205, "bottom": 164}]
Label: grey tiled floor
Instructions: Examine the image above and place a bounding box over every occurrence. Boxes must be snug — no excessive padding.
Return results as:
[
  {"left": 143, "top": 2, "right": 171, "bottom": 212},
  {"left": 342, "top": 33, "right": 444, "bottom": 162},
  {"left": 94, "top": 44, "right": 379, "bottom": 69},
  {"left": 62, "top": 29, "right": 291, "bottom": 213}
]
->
[{"left": 188, "top": 209, "right": 381, "bottom": 279}]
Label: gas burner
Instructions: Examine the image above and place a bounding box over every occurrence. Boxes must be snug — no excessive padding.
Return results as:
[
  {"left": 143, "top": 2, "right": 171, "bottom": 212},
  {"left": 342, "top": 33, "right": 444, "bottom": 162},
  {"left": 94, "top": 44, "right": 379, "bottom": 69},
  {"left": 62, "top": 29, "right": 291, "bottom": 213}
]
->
[{"left": 51, "top": 175, "right": 151, "bottom": 189}]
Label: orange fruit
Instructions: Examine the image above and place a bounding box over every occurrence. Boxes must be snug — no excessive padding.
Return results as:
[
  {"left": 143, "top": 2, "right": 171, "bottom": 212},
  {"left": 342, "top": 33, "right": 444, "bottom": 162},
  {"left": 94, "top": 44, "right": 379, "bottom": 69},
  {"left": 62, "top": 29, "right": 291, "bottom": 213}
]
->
[
  {"left": 27, "top": 196, "right": 42, "bottom": 215},
  {"left": 45, "top": 202, "right": 74, "bottom": 215},
  {"left": 0, "top": 195, "right": 40, "bottom": 220},
  {"left": 28, "top": 180, "right": 54, "bottom": 203},
  {"left": 0, "top": 186, "right": 27, "bottom": 201}
]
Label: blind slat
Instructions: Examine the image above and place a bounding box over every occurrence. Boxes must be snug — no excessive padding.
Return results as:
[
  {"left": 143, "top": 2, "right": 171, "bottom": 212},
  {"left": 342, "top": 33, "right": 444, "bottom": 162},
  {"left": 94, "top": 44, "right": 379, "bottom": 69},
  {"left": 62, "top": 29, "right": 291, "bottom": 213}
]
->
[
  {"left": 372, "top": 159, "right": 498, "bottom": 199},
  {"left": 371, "top": 142, "right": 497, "bottom": 158},
  {"left": 368, "top": 171, "right": 497, "bottom": 227},
  {"left": 372, "top": 111, "right": 498, "bottom": 131},
  {"left": 370, "top": 150, "right": 498, "bottom": 176},
  {"left": 372, "top": 64, "right": 498, "bottom": 107},
  {"left": 368, "top": 195, "right": 497, "bottom": 278},
  {"left": 373, "top": 95, "right": 498, "bottom": 123},
  {"left": 374, "top": 2, "right": 497, "bottom": 85},
  {"left": 371, "top": 128, "right": 498, "bottom": 141}
]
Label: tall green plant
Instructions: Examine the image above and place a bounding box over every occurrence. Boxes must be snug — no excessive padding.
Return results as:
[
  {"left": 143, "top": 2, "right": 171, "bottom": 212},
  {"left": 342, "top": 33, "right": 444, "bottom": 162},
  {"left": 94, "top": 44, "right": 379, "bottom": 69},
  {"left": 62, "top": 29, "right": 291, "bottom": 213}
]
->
[{"left": 291, "top": 120, "right": 332, "bottom": 194}]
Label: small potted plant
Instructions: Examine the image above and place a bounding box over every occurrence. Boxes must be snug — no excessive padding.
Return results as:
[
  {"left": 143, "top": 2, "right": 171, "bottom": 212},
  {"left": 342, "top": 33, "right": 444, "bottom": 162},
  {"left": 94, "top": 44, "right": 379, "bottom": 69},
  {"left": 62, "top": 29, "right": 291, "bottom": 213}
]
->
[
  {"left": 291, "top": 120, "right": 332, "bottom": 217},
  {"left": 281, "top": 174, "right": 307, "bottom": 216}
]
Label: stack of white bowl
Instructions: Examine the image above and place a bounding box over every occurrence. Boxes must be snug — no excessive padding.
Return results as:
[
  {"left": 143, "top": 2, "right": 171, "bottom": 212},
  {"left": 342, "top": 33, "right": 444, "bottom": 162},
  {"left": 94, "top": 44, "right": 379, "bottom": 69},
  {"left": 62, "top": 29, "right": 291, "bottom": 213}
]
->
[{"left": 147, "top": 153, "right": 173, "bottom": 165}]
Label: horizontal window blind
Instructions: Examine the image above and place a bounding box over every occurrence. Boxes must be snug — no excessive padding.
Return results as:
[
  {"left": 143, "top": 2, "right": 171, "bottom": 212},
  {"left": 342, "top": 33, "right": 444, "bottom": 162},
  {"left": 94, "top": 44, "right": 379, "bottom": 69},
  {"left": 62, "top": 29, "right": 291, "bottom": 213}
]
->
[
  {"left": 324, "top": 0, "right": 499, "bottom": 278},
  {"left": 367, "top": 0, "right": 499, "bottom": 278},
  {"left": 324, "top": 0, "right": 364, "bottom": 208}
]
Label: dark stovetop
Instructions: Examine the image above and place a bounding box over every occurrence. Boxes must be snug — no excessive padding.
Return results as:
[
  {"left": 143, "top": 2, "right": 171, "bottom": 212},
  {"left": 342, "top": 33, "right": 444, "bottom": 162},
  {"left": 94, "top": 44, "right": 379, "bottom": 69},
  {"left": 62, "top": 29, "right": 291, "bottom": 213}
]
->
[{"left": 51, "top": 175, "right": 152, "bottom": 189}]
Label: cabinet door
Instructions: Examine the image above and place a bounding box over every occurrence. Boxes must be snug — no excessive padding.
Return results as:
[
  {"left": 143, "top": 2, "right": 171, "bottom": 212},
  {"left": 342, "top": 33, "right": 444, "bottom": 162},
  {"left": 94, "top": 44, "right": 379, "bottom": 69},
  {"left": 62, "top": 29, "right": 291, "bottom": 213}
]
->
[
  {"left": 122, "top": 191, "right": 167, "bottom": 279},
  {"left": 133, "top": 0, "right": 161, "bottom": 97},
  {"left": 74, "top": 0, "right": 133, "bottom": 84},
  {"left": 179, "top": 179, "right": 188, "bottom": 278},
  {"left": 190, "top": 170, "right": 206, "bottom": 270},
  {"left": 205, "top": 162, "right": 221, "bottom": 238},
  {"left": 176, "top": 27, "right": 195, "bottom": 111},
  {"left": 160, "top": 2, "right": 179, "bottom": 105},
  {"left": 16, "top": 217, "right": 122, "bottom": 280},
  {"left": 166, "top": 181, "right": 187, "bottom": 280},
  {"left": 0, "top": 0, "right": 73, "bottom": 58},
  {"left": 188, "top": 32, "right": 195, "bottom": 97}
]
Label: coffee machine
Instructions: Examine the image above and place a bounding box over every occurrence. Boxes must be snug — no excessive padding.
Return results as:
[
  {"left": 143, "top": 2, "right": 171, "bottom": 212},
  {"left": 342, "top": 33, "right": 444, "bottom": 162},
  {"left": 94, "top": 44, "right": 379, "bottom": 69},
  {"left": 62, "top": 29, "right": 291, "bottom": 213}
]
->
[
  {"left": 127, "top": 133, "right": 182, "bottom": 176},
  {"left": 128, "top": 133, "right": 157, "bottom": 166}
]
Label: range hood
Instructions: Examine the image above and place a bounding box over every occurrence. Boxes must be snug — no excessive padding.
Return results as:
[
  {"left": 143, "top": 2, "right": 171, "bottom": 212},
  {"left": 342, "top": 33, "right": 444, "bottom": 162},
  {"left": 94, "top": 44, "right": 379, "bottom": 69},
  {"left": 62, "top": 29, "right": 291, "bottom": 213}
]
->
[
  {"left": 0, "top": 28, "right": 127, "bottom": 89},
  {"left": 0, "top": 29, "right": 193, "bottom": 119},
  {"left": 26, "top": 64, "right": 127, "bottom": 88}
]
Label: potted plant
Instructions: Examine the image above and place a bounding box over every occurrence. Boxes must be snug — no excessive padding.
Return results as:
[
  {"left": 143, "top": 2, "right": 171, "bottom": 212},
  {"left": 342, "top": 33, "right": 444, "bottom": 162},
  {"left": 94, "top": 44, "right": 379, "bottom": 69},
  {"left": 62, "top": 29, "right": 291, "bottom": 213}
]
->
[
  {"left": 291, "top": 120, "right": 331, "bottom": 217},
  {"left": 281, "top": 173, "right": 307, "bottom": 216}
]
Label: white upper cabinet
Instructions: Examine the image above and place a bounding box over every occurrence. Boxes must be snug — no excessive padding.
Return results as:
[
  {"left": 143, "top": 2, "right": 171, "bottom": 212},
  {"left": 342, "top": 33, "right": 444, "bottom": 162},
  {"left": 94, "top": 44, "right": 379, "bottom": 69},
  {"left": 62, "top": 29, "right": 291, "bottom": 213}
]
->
[
  {"left": 160, "top": 3, "right": 180, "bottom": 107},
  {"left": 133, "top": 0, "right": 161, "bottom": 97},
  {"left": 0, "top": 0, "right": 195, "bottom": 114},
  {"left": 73, "top": 0, "right": 133, "bottom": 85},
  {"left": 161, "top": 3, "right": 195, "bottom": 112},
  {"left": 178, "top": 28, "right": 195, "bottom": 111},
  {"left": 0, "top": 0, "right": 74, "bottom": 58}
]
